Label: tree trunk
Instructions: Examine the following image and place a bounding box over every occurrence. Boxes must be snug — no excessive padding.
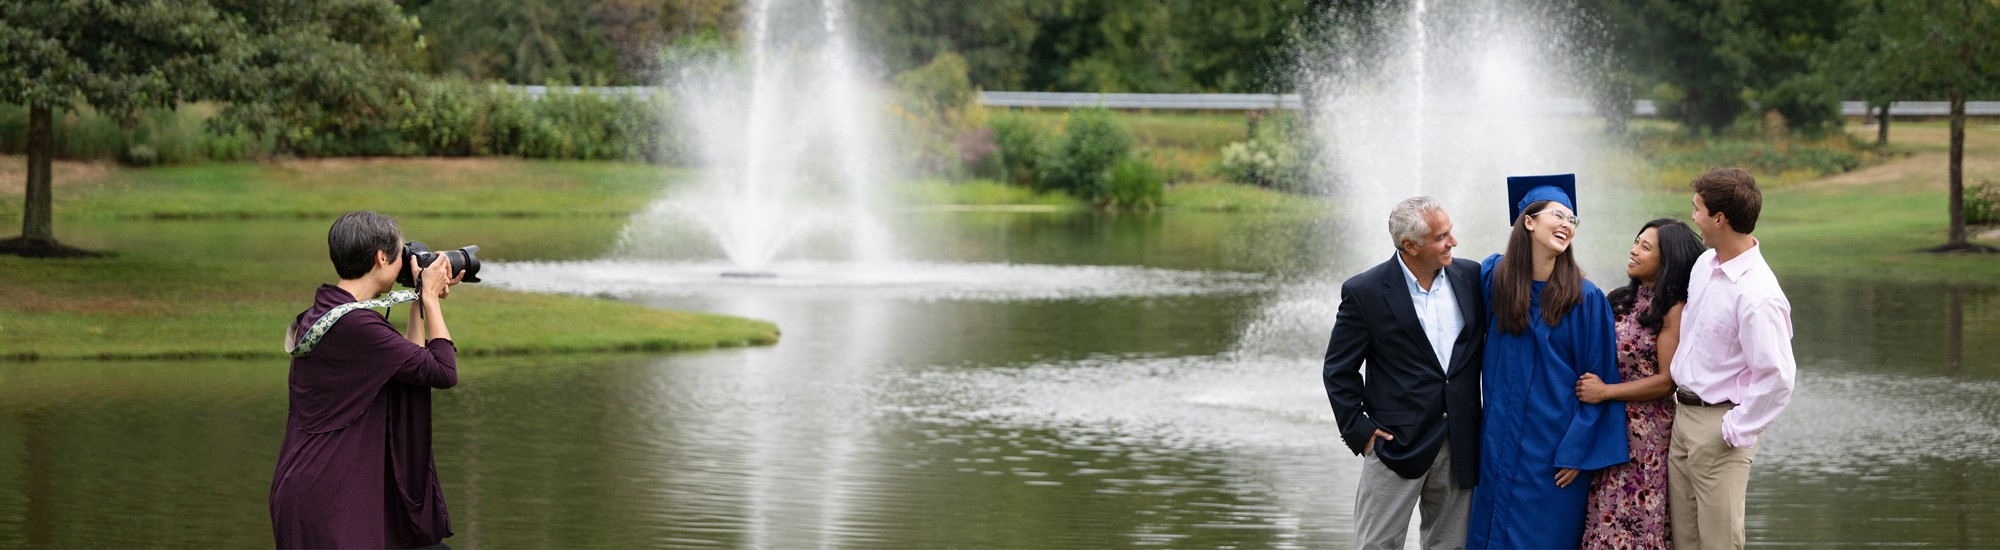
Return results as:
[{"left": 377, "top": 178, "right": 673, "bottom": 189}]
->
[
  {"left": 22, "top": 104, "right": 55, "bottom": 245},
  {"left": 1876, "top": 102, "right": 1890, "bottom": 146},
  {"left": 1948, "top": 88, "right": 1967, "bottom": 247}
]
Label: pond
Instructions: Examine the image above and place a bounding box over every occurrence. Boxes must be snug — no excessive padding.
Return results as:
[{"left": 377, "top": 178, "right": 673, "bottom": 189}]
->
[{"left": 1, "top": 212, "right": 1996, "bottom": 547}]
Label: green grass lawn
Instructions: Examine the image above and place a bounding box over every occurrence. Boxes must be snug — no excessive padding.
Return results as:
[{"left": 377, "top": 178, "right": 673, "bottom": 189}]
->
[
  {"left": 1635, "top": 186, "right": 2000, "bottom": 284},
  {"left": 1162, "top": 181, "right": 1330, "bottom": 213},
  {"left": 900, "top": 177, "right": 1327, "bottom": 213},
  {"left": 0, "top": 158, "right": 777, "bottom": 361},
  {"left": 3, "top": 157, "right": 683, "bottom": 220},
  {"left": 0, "top": 240, "right": 779, "bottom": 361},
  {"left": 1636, "top": 121, "right": 2000, "bottom": 284}
]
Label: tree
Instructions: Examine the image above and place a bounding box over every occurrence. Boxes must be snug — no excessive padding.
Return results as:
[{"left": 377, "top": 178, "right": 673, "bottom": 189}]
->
[
  {"left": 410, "top": 0, "right": 622, "bottom": 84},
  {"left": 1834, "top": 0, "right": 1998, "bottom": 251},
  {"left": 854, "top": 0, "right": 1299, "bottom": 93},
  {"left": 1821, "top": 0, "right": 1927, "bottom": 146},
  {"left": 0, "top": 1, "right": 414, "bottom": 257},
  {"left": 1889, "top": 0, "right": 1998, "bottom": 251},
  {"left": 1593, "top": 0, "right": 1848, "bottom": 137}
]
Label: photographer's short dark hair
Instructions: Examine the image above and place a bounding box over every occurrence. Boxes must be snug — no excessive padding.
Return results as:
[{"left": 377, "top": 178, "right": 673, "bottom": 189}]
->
[
  {"left": 1691, "top": 167, "right": 1762, "bottom": 234},
  {"left": 328, "top": 211, "right": 402, "bottom": 280}
]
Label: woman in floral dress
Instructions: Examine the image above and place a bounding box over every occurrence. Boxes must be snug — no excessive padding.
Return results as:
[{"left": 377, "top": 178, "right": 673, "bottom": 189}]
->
[{"left": 1575, "top": 218, "right": 1706, "bottom": 549}]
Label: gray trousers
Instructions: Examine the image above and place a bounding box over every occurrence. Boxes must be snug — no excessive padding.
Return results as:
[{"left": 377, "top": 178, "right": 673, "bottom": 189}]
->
[{"left": 1354, "top": 440, "right": 1472, "bottom": 550}]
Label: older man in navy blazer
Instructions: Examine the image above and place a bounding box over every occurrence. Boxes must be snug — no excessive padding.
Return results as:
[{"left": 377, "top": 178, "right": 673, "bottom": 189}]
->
[{"left": 1324, "top": 196, "right": 1486, "bottom": 550}]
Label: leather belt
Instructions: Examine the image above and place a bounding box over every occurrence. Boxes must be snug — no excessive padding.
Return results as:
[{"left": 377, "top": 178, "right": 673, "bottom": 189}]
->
[{"left": 1675, "top": 388, "right": 1735, "bottom": 407}]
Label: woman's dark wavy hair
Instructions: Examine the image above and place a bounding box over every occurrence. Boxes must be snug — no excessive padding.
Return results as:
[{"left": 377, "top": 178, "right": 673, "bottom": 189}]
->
[
  {"left": 1493, "top": 200, "right": 1584, "bottom": 334},
  {"left": 1608, "top": 218, "right": 1707, "bottom": 330}
]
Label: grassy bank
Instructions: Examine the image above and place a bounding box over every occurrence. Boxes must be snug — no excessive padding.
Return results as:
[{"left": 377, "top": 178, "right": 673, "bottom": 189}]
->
[
  {"left": 1637, "top": 121, "right": 2000, "bottom": 284},
  {"left": 994, "top": 108, "right": 1250, "bottom": 183},
  {"left": 0, "top": 158, "right": 778, "bottom": 361},
  {"left": 0, "top": 157, "right": 681, "bottom": 220},
  {"left": 0, "top": 250, "right": 779, "bottom": 360},
  {"left": 901, "top": 177, "right": 1328, "bottom": 213}
]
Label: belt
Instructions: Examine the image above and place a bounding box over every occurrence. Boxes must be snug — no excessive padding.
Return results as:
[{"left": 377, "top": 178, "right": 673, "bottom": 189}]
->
[{"left": 1675, "top": 388, "right": 1735, "bottom": 407}]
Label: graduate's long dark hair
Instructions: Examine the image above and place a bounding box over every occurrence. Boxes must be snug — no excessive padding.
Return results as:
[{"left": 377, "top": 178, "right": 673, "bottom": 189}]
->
[
  {"left": 1493, "top": 200, "right": 1584, "bottom": 334},
  {"left": 1608, "top": 218, "right": 1706, "bottom": 330}
]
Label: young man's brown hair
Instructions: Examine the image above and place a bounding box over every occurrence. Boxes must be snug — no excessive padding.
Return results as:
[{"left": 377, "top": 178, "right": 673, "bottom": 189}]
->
[{"left": 1690, "top": 167, "right": 1762, "bottom": 233}]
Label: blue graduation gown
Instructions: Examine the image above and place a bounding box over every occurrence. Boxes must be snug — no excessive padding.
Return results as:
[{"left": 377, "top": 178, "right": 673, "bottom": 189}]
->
[{"left": 1468, "top": 254, "right": 1628, "bottom": 549}]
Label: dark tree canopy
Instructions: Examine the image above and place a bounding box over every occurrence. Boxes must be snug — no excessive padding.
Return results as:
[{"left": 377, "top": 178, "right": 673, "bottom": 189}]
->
[
  {"left": 0, "top": 0, "right": 415, "bottom": 255},
  {"left": 1830, "top": 0, "right": 1999, "bottom": 249},
  {"left": 1586, "top": 0, "right": 1850, "bottom": 136}
]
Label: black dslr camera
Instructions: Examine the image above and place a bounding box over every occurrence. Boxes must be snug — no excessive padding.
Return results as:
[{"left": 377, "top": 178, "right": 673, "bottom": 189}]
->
[{"left": 396, "top": 242, "right": 484, "bottom": 288}]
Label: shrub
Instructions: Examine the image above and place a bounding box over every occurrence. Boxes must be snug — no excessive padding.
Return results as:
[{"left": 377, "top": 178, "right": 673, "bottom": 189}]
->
[
  {"left": 1755, "top": 74, "right": 1844, "bottom": 138},
  {"left": 1650, "top": 140, "right": 1860, "bottom": 176},
  {"left": 1218, "top": 137, "right": 1304, "bottom": 190},
  {"left": 0, "top": 103, "right": 277, "bottom": 165},
  {"left": 985, "top": 112, "right": 1044, "bottom": 186},
  {"left": 1107, "top": 156, "right": 1164, "bottom": 210},
  {"left": 1038, "top": 107, "right": 1133, "bottom": 203},
  {"left": 1649, "top": 83, "right": 1688, "bottom": 127},
  {"left": 1217, "top": 113, "right": 1310, "bottom": 192},
  {"left": 894, "top": 51, "right": 982, "bottom": 179},
  {"left": 2, "top": 79, "right": 679, "bottom": 164},
  {"left": 1968, "top": 180, "right": 2000, "bottom": 226}
]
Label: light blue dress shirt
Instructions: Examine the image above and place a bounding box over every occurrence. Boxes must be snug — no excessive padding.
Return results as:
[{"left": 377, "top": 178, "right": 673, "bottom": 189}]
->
[{"left": 1396, "top": 253, "right": 1464, "bottom": 372}]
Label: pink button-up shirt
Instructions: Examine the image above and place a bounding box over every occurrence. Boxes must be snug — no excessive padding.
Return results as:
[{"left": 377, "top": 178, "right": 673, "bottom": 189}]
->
[{"left": 1671, "top": 241, "right": 1797, "bottom": 448}]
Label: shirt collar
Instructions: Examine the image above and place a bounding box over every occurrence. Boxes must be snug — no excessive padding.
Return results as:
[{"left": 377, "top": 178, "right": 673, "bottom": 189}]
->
[
  {"left": 1715, "top": 238, "right": 1766, "bottom": 282},
  {"left": 1394, "top": 252, "right": 1447, "bottom": 294}
]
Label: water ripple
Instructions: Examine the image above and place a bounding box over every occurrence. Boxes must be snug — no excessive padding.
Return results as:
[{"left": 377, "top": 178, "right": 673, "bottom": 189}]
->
[{"left": 484, "top": 260, "right": 1274, "bottom": 302}]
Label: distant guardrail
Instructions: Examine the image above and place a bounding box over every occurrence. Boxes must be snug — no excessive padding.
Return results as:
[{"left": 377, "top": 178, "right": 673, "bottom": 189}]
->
[
  {"left": 979, "top": 91, "right": 1305, "bottom": 110},
  {"left": 505, "top": 85, "right": 2000, "bottom": 117},
  {"left": 980, "top": 92, "right": 2000, "bottom": 117},
  {"left": 511, "top": 85, "right": 659, "bottom": 98}
]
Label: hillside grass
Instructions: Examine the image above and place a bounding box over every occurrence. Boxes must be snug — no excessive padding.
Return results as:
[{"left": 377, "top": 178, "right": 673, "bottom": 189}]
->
[{"left": 0, "top": 158, "right": 777, "bottom": 361}]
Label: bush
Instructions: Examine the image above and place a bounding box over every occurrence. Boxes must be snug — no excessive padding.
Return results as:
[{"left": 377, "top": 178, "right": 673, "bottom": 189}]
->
[
  {"left": 894, "top": 51, "right": 982, "bottom": 179},
  {"left": 1755, "top": 74, "right": 1844, "bottom": 138},
  {"left": 1107, "top": 156, "right": 1164, "bottom": 210},
  {"left": 1216, "top": 112, "right": 1312, "bottom": 193},
  {"left": 984, "top": 112, "right": 1044, "bottom": 185},
  {"left": 0, "top": 103, "right": 275, "bottom": 165},
  {"left": 1651, "top": 140, "right": 1860, "bottom": 176},
  {"left": 1649, "top": 83, "right": 1688, "bottom": 128},
  {"left": 1968, "top": 180, "right": 2000, "bottom": 226},
  {"left": 1038, "top": 107, "right": 1133, "bottom": 203},
  {"left": 2, "top": 78, "right": 682, "bottom": 164}
]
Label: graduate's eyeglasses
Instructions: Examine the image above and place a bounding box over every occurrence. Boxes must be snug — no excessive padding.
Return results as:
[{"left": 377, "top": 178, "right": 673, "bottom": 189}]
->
[{"left": 1535, "top": 210, "right": 1581, "bottom": 228}]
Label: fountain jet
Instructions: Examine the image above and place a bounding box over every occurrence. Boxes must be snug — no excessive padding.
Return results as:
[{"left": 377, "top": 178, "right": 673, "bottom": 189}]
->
[{"left": 616, "top": 0, "right": 896, "bottom": 277}]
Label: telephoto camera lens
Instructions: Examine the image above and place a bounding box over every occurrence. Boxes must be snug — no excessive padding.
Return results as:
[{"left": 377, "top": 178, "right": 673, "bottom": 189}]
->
[{"left": 396, "top": 242, "right": 484, "bottom": 287}]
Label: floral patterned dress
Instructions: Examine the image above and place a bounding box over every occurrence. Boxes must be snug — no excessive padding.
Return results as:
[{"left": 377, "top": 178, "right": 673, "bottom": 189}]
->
[{"left": 1581, "top": 285, "right": 1675, "bottom": 549}]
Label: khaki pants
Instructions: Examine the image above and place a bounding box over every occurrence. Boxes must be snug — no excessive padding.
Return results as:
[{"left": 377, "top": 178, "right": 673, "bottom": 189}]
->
[
  {"left": 1354, "top": 440, "right": 1471, "bottom": 550},
  {"left": 1668, "top": 402, "right": 1757, "bottom": 550}
]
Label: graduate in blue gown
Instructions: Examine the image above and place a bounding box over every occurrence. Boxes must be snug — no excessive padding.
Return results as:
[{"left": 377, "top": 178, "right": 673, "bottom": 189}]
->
[{"left": 1468, "top": 175, "right": 1629, "bottom": 549}]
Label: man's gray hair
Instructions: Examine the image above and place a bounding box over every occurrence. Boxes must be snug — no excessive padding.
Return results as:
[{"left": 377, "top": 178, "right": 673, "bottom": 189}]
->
[{"left": 1387, "top": 196, "right": 1444, "bottom": 252}]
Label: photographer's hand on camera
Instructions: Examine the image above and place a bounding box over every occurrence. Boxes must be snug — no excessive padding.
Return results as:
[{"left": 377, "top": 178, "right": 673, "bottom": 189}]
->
[
  {"left": 418, "top": 255, "right": 464, "bottom": 300},
  {"left": 407, "top": 255, "right": 463, "bottom": 344}
]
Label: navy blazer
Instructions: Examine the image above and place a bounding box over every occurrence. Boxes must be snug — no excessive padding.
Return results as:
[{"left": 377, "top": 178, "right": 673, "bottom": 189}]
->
[{"left": 1322, "top": 255, "right": 1486, "bottom": 486}]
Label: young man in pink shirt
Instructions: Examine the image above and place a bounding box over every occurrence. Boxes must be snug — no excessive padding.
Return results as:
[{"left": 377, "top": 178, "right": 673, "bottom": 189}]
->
[{"left": 1668, "top": 167, "right": 1798, "bottom": 550}]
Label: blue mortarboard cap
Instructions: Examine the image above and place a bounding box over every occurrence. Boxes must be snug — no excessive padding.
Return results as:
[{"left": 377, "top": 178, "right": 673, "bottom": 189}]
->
[{"left": 1506, "top": 174, "right": 1577, "bottom": 225}]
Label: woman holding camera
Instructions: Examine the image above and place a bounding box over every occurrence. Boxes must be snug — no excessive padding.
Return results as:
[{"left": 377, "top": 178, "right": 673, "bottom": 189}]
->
[{"left": 271, "top": 211, "right": 464, "bottom": 549}]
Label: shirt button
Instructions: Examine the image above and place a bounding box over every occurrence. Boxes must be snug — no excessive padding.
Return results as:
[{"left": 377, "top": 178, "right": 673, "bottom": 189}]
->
[{"left": 1443, "top": 412, "right": 1449, "bottom": 419}]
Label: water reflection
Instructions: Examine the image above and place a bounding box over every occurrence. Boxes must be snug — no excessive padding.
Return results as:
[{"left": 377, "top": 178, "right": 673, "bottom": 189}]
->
[{"left": 0, "top": 214, "right": 1996, "bottom": 547}]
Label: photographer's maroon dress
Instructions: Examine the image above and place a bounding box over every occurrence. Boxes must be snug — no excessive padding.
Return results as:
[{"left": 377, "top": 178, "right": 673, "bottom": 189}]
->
[{"left": 271, "top": 285, "right": 457, "bottom": 548}]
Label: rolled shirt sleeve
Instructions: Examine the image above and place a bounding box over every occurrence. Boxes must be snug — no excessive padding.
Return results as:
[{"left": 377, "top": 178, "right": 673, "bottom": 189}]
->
[{"left": 1721, "top": 296, "right": 1796, "bottom": 448}]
